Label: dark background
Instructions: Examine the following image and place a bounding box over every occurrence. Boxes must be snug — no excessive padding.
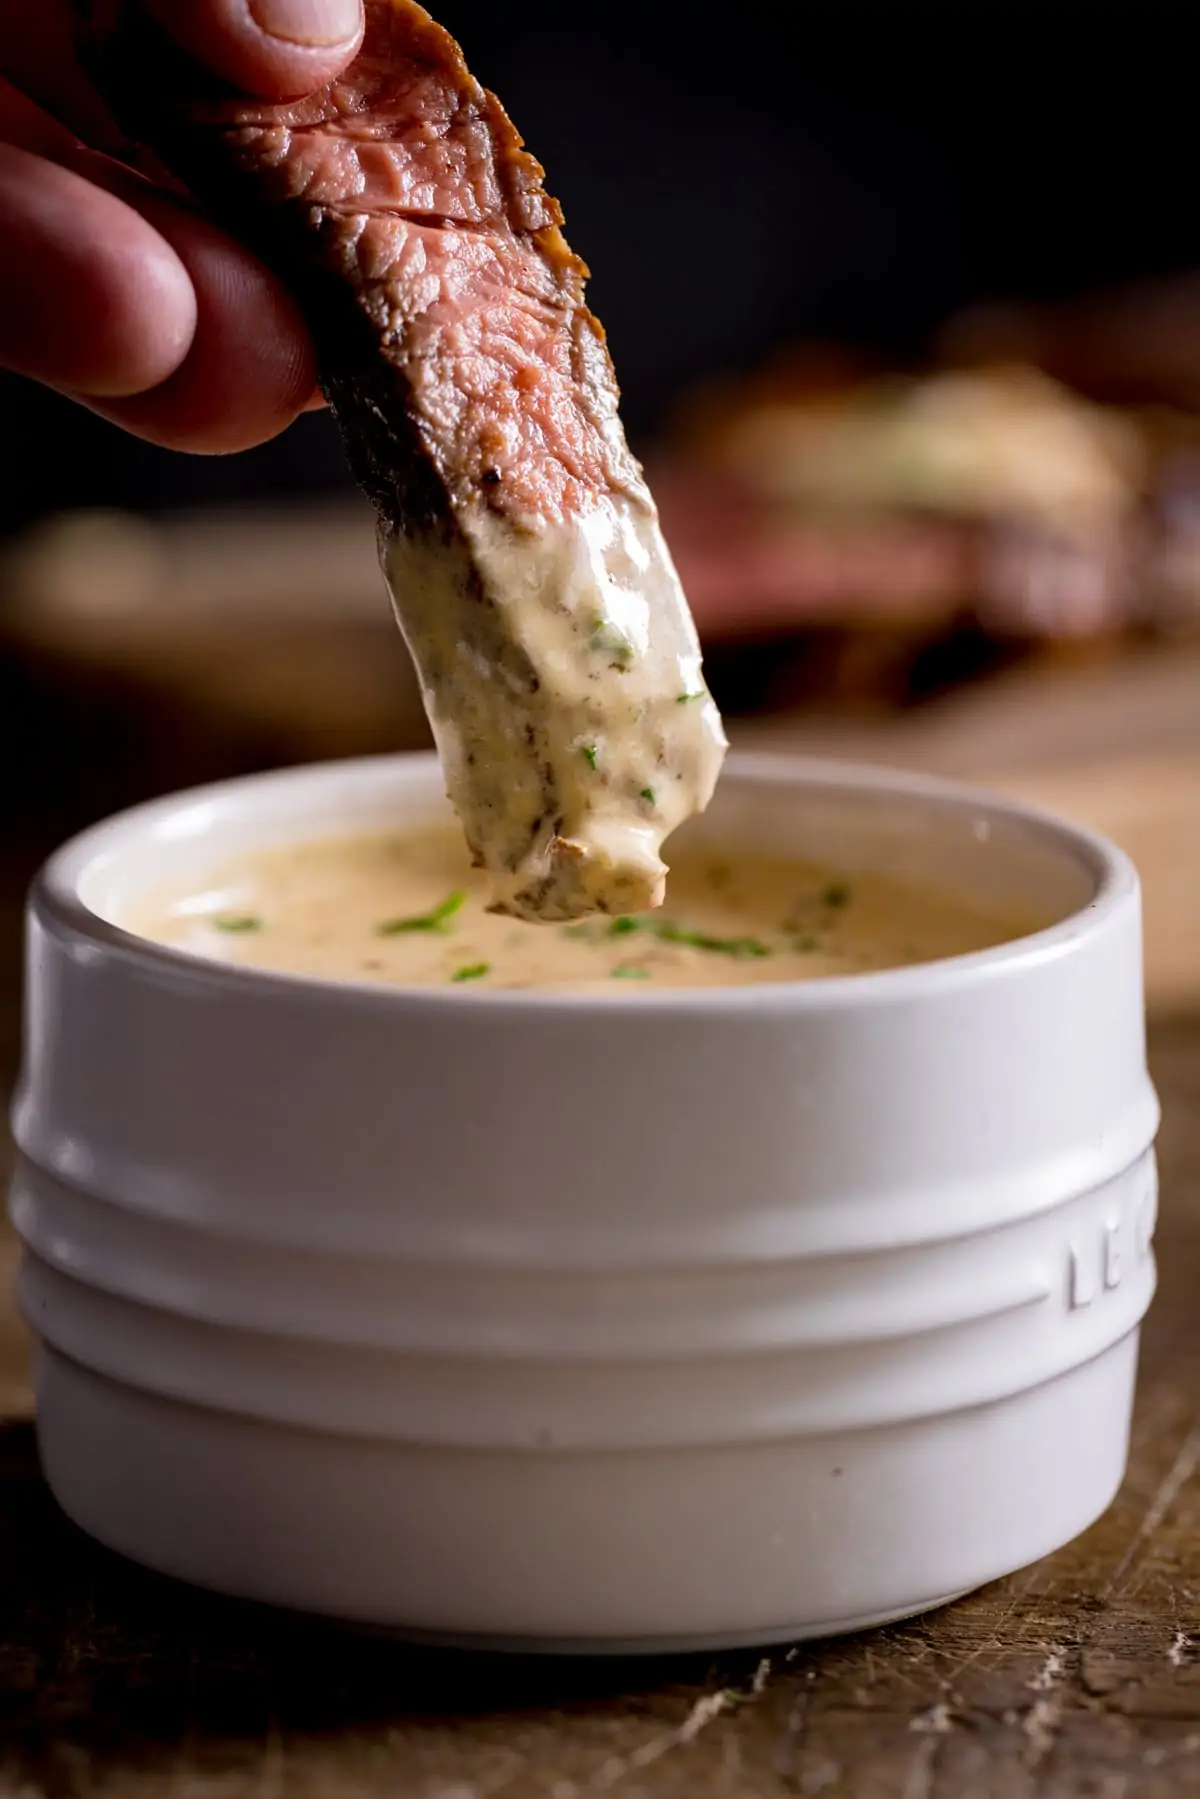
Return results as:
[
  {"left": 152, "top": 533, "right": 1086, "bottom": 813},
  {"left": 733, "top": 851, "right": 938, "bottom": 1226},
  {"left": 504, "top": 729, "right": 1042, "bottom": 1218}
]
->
[{"left": 1, "top": 0, "right": 1195, "bottom": 530}]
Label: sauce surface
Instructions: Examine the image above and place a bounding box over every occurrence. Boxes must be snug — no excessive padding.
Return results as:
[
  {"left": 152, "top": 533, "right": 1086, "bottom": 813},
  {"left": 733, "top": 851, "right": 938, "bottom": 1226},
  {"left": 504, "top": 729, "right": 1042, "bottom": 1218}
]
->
[{"left": 122, "top": 825, "right": 1041, "bottom": 992}]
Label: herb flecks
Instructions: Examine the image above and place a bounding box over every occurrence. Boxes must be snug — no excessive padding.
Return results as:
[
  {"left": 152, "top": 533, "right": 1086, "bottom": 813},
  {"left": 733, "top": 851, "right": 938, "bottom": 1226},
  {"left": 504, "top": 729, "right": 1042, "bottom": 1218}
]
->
[
  {"left": 581, "top": 744, "right": 599, "bottom": 770},
  {"left": 608, "top": 915, "right": 643, "bottom": 936},
  {"left": 570, "top": 911, "right": 772, "bottom": 960},
  {"left": 640, "top": 787, "right": 656, "bottom": 805},
  {"left": 676, "top": 690, "right": 704, "bottom": 704},
  {"left": 214, "top": 914, "right": 262, "bottom": 933},
  {"left": 451, "top": 962, "right": 490, "bottom": 983},
  {"left": 376, "top": 890, "right": 466, "bottom": 935},
  {"left": 611, "top": 964, "right": 650, "bottom": 980},
  {"left": 589, "top": 616, "right": 634, "bottom": 667},
  {"left": 657, "top": 923, "right": 771, "bottom": 958},
  {"left": 821, "top": 882, "right": 851, "bottom": 909}
]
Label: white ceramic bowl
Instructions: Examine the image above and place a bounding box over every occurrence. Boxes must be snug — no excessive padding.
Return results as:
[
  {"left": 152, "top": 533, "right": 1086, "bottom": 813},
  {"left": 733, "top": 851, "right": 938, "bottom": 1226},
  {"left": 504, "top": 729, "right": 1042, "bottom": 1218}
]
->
[{"left": 9, "top": 754, "right": 1158, "bottom": 1651}]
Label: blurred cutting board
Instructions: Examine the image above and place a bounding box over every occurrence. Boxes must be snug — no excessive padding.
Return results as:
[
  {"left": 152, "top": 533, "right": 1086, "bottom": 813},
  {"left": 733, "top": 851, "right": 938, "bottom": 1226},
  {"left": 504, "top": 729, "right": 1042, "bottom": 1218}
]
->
[
  {"left": 737, "top": 632, "right": 1200, "bottom": 1007},
  {"left": 744, "top": 656, "right": 1200, "bottom": 1009},
  {"left": 0, "top": 505, "right": 427, "bottom": 767},
  {"left": 996, "top": 755, "right": 1200, "bottom": 1008}
]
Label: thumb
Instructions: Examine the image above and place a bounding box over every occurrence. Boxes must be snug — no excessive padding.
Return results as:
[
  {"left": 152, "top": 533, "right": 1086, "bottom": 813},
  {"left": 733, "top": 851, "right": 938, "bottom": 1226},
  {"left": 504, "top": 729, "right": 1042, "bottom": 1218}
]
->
[{"left": 142, "top": 0, "right": 364, "bottom": 100}]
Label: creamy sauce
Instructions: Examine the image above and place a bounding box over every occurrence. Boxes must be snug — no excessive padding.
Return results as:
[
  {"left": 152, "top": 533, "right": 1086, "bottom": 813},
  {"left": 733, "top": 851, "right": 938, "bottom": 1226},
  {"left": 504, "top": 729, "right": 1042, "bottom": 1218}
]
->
[
  {"left": 123, "top": 824, "right": 1043, "bottom": 992},
  {"left": 383, "top": 493, "right": 726, "bottom": 924}
]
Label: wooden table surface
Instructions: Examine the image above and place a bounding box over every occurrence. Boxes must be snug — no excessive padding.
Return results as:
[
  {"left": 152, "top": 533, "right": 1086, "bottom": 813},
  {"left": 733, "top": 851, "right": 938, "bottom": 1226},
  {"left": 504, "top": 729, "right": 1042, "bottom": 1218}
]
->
[{"left": 0, "top": 675, "right": 1197, "bottom": 1797}]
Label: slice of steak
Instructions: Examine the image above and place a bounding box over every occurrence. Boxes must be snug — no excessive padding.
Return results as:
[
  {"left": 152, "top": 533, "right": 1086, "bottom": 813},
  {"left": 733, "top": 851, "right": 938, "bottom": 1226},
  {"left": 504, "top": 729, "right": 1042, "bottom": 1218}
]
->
[{"left": 75, "top": 0, "right": 726, "bottom": 921}]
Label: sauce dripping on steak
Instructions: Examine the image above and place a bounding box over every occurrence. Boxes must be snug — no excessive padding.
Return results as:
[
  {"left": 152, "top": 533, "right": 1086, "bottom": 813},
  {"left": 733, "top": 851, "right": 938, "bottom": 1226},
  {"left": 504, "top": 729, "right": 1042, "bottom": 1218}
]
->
[{"left": 76, "top": 0, "right": 727, "bottom": 920}]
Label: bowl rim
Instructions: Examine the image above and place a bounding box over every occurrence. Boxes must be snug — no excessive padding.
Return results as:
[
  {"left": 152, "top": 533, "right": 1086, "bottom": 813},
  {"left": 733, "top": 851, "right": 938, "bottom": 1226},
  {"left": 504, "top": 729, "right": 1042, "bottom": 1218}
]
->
[{"left": 31, "top": 751, "right": 1140, "bottom": 1016}]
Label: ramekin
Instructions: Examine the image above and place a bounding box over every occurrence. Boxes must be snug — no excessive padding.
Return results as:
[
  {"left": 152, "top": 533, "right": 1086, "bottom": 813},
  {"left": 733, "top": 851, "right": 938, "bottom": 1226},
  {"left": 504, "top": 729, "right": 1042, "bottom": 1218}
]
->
[{"left": 9, "top": 754, "right": 1158, "bottom": 1650}]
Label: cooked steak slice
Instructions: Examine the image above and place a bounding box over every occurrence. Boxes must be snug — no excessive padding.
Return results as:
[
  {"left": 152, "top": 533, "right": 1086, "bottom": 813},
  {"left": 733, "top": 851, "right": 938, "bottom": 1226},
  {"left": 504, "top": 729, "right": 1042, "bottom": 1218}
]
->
[{"left": 76, "top": 0, "right": 727, "bottom": 921}]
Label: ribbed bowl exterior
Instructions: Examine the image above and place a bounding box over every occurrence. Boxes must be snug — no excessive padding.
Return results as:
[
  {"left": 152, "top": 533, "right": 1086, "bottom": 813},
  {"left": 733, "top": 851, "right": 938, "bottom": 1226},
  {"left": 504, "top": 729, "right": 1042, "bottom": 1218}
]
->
[{"left": 9, "top": 755, "right": 1159, "bottom": 1649}]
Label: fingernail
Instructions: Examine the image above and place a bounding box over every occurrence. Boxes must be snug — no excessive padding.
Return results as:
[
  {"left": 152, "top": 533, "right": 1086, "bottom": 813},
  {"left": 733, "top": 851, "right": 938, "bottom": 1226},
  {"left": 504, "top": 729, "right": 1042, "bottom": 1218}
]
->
[{"left": 249, "top": 0, "right": 361, "bottom": 47}]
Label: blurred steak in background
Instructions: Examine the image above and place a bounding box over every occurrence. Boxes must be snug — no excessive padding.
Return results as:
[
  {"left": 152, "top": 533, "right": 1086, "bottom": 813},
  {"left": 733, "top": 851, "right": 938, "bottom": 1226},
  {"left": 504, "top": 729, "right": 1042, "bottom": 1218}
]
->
[{"left": 648, "top": 314, "right": 1200, "bottom": 710}]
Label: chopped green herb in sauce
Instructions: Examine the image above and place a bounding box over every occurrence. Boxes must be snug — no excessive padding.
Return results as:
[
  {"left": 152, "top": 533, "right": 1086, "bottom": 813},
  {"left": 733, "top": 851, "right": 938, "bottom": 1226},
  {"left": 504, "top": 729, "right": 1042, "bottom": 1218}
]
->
[
  {"left": 451, "top": 961, "right": 491, "bottom": 983},
  {"left": 589, "top": 617, "right": 634, "bottom": 666},
  {"left": 640, "top": 787, "right": 656, "bottom": 804},
  {"left": 376, "top": 890, "right": 466, "bottom": 935},
  {"left": 599, "top": 913, "right": 770, "bottom": 957},
  {"left": 656, "top": 923, "right": 771, "bottom": 958},
  {"left": 581, "top": 744, "right": 599, "bottom": 770},
  {"left": 676, "top": 691, "right": 704, "bottom": 704},
  {"left": 139, "top": 824, "right": 1039, "bottom": 994}
]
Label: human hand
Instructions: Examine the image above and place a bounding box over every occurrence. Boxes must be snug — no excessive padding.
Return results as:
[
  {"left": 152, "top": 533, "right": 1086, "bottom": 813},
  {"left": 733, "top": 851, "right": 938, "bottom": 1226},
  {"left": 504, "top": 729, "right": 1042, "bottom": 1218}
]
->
[{"left": 0, "top": 0, "right": 363, "bottom": 452}]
